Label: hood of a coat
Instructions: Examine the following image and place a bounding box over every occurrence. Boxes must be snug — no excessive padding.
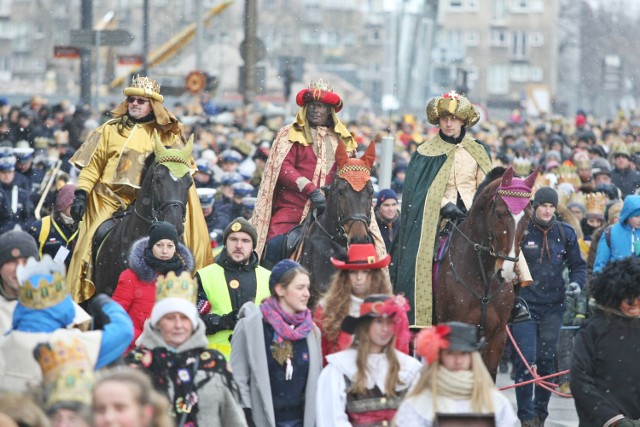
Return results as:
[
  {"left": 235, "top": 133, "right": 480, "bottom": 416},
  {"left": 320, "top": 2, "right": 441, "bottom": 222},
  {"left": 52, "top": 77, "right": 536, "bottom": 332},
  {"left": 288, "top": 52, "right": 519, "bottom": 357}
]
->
[{"left": 128, "top": 236, "right": 195, "bottom": 282}]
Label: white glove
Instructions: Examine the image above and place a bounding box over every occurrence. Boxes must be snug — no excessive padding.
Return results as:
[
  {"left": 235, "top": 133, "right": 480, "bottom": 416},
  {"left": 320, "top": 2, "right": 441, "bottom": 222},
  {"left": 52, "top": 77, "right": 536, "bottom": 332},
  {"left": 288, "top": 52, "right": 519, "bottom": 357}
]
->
[{"left": 566, "top": 282, "right": 581, "bottom": 297}]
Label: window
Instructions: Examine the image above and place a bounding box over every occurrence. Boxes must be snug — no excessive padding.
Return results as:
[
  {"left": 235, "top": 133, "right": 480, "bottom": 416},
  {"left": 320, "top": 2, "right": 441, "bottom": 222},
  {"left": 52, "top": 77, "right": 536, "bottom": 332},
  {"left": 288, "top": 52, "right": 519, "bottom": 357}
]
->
[
  {"left": 449, "top": 0, "right": 464, "bottom": 9},
  {"left": 464, "top": 30, "right": 480, "bottom": 46},
  {"left": 511, "top": 31, "right": 527, "bottom": 58},
  {"left": 510, "top": 64, "right": 528, "bottom": 82},
  {"left": 511, "top": 0, "right": 528, "bottom": 12},
  {"left": 530, "top": 32, "right": 544, "bottom": 47},
  {"left": 488, "top": 64, "right": 509, "bottom": 94},
  {"left": 491, "top": 28, "right": 508, "bottom": 47},
  {"left": 491, "top": 0, "right": 507, "bottom": 21},
  {"left": 530, "top": 0, "right": 544, "bottom": 12},
  {"left": 530, "top": 66, "right": 544, "bottom": 82}
]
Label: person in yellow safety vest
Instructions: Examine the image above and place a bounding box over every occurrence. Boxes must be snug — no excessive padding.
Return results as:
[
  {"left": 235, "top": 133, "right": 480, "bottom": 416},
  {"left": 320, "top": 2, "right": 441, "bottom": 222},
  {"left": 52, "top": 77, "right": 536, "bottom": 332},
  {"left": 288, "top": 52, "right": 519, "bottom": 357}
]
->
[{"left": 196, "top": 217, "right": 271, "bottom": 358}]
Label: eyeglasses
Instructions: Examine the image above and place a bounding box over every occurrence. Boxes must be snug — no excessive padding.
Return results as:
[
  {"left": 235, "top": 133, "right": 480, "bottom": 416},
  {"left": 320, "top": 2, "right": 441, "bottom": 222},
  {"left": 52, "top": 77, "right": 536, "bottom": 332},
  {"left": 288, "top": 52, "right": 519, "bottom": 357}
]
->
[{"left": 127, "top": 96, "right": 149, "bottom": 105}]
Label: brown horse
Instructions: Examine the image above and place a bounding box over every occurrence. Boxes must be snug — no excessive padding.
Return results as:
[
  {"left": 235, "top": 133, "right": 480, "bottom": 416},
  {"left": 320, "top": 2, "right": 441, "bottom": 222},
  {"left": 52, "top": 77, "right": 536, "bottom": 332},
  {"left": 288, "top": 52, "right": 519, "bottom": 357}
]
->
[
  {"left": 298, "top": 140, "right": 376, "bottom": 306},
  {"left": 435, "top": 166, "right": 537, "bottom": 379}
]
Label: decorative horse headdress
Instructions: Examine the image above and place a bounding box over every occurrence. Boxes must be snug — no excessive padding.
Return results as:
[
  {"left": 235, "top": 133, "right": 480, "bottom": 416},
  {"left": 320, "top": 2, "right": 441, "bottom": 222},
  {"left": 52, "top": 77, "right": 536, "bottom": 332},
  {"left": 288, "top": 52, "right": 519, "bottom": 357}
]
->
[
  {"left": 335, "top": 138, "right": 376, "bottom": 191},
  {"left": 497, "top": 166, "right": 539, "bottom": 215},
  {"left": 153, "top": 130, "right": 194, "bottom": 178}
]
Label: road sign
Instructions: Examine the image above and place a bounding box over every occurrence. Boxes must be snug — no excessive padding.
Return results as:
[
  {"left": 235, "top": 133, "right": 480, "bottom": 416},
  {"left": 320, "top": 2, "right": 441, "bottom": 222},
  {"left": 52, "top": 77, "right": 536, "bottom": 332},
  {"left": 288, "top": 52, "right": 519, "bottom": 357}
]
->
[
  {"left": 70, "top": 29, "right": 134, "bottom": 47},
  {"left": 53, "top": 46, "right": 80, "bottom": 59},
  {"left": 239, "top": 37, "right": 266, "bottom": 62}
]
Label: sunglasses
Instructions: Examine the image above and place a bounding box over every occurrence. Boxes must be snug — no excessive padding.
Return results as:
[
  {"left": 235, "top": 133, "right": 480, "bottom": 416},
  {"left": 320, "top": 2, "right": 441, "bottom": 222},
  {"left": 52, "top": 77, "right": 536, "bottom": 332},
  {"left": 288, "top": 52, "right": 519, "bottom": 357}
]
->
[{"left": 127, "top": 96, "right": 149, "bottom": 105}]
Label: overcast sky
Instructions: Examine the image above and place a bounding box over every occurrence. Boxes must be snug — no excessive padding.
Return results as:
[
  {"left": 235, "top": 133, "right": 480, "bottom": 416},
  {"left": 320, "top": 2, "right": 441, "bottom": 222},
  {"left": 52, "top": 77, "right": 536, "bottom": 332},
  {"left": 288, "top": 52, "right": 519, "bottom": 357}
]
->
[{"left": 584, "top": 0, "right": 640, "bottom": 15}]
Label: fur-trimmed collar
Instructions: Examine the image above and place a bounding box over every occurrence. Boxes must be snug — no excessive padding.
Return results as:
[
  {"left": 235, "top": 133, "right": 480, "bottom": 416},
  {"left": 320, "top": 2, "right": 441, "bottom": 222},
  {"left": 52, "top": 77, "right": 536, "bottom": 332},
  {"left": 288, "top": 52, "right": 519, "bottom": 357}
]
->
[{"left": 127, "top": 237, "right": 194, "bottom": 283}]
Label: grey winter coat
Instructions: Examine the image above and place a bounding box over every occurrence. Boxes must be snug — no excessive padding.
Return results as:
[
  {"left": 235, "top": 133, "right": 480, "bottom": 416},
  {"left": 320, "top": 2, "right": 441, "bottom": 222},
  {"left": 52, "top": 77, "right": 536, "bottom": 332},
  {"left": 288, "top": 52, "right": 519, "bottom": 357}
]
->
[
  {"left": 132, "top": 319, "right": 247, "bottom": 427},
  {"left": 230, "top": 301, "right": 322, "bottom": 427}
]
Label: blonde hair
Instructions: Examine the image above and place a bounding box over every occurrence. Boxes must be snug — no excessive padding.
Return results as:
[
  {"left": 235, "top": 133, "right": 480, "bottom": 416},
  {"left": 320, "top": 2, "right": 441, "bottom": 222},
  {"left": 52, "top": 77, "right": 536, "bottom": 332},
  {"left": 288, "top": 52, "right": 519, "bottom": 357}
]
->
[
  {"left": 349, "top": 317, "right": 403, "bottom": 397},
  {"left": 93, "top": 367, "right": 173, "bottom": 427},
  {"left": 321, "top": 269, "right": 391, "bottom": 343},
  {"left": 408, "top": 352, "right": 495, "bottom": 413}
]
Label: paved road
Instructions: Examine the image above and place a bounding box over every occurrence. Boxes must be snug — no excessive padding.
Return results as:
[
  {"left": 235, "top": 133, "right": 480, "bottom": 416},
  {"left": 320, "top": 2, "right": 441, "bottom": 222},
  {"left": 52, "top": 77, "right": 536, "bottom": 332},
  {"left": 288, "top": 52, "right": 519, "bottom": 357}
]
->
[{"left": 497, "top": 371, "right": 579, "bottom": 427}]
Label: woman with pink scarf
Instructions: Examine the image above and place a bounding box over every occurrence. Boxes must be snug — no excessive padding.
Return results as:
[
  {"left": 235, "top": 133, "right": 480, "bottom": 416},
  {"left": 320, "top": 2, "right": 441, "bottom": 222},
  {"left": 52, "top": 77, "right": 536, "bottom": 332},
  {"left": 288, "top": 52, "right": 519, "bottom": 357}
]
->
[{"left": 231, "top": 259, "right": 322, "bottom": 427}]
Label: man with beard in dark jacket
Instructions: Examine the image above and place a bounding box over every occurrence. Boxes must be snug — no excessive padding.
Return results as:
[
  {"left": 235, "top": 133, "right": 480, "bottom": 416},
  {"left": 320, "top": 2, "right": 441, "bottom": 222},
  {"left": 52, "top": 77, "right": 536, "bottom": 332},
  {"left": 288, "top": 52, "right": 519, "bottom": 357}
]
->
[
  {"left": 610, "top": 144, "right": 640, "bottom": 198},
  {"left": 571, "top": 257, "right": 640, "bottom": 427},
  {"left": 196, "top": 217, "right": 271, "bottom": 359},
  {"left": 374, "top": 189, "right": 400, "bottom": 252},
  {"left": 513, "top": 187, "right": 587, "bottom": 427}
]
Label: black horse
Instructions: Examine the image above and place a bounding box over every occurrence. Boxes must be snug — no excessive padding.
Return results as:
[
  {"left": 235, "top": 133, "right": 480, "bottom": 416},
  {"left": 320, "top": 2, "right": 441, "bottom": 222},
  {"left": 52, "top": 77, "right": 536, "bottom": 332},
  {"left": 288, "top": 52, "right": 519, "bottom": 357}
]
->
[
  {"left": 92, "top": 136, "right": 194, "bottom": 297},
  {"left": 298, "top": 140, "right": 376, "bottom": 306}
]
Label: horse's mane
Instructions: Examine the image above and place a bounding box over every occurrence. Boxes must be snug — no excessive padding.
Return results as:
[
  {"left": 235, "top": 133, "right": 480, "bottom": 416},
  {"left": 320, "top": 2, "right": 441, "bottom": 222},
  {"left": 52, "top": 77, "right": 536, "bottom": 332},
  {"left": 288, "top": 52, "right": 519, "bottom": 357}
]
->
[
  {"left": 140, "top": 152, "right": 157, "bottom": 182},
  {"left": 473, "top": 166, "right": 506, "bottom": 204}
]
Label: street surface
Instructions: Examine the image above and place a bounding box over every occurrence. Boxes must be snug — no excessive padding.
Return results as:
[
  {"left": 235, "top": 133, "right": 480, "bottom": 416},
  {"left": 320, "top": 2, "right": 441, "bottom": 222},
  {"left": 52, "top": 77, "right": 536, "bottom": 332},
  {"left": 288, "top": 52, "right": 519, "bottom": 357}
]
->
[{"left": 497, "top": 372, "right": 579, "bottom": 427}]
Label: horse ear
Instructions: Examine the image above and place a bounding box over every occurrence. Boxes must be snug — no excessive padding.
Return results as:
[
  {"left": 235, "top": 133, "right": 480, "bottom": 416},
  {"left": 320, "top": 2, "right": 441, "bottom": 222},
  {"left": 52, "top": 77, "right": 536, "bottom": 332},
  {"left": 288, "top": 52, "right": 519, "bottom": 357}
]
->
[
  {"left": 335, "top": 140, "right": 349, "bottom": 168},
  {"left": 362, "top": 137, "right": 377, "bottom": 169},
  {"left": 153, "top": 129, "right": 167, "bottom": 155},
  {"left": 183, "top": 134, "right": 194, "bottom": 158},
  {"left": 501, "top": 166, "right": 514, "bottom": 187},
  {"left": 524, "top": 165, "right": 540, "bottom": 189}
]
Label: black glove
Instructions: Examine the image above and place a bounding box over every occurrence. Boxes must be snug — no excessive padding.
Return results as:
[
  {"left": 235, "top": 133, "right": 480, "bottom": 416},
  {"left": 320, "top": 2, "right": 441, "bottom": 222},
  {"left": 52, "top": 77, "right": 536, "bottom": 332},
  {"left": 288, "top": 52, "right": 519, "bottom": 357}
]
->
[
  {"left": 440, "top": 202, "right": 466, "bottom": 221},
  {"left": 309, "top": 189, "right": 327, "bottom": 215},
  {"left": 90, "top": 293, "right": 114, "bottom": 330},
  {"left": 218, "top": 310, "right": 239, "bottom": 331},
  {"left": 70, "top": 190, "right": 88, "bottom": 222}
]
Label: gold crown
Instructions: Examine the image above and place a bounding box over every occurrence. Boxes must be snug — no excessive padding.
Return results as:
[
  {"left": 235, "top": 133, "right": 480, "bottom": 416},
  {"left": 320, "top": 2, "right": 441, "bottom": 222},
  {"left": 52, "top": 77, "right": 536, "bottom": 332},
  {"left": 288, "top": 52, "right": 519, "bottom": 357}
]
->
[
  {"left": 17, "top": 255, "right": 68, "bottom": 309},
  {"left": 123, "top": 75, "right": 163, "bottom": 103},
  {"left": 34, "top": 337, "right": 94, "bottom": 409},
  {"left": 585, "top": 192, "right": 607, "bottom": 217},
  {"left": 556, "top": 164, "right": 581, "bottom": 189},
  {"left": 155, "top": 271, "right": 197, "bottom": 305},
  {"left": 569, "top": 191, "right": 586, "bottom": 207},
  {"left": 513, "top": 157, "right": 532, "bottom": 177},
  {"left": 533, "top": 174, "right": 552, "bottom": 192},
  {"left": 131, "top": 75, "right": 161, "bottom": 94},
  {"left": 309, "top": 78, "right": 333, "bottom": 92}
]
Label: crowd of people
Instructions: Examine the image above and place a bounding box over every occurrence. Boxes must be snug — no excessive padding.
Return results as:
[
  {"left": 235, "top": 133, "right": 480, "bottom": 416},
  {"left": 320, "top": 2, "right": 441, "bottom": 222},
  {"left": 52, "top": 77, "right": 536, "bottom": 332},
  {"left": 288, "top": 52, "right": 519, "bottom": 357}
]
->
[{"left": 0, "top": 75, "right": 640, "bottom": 427}]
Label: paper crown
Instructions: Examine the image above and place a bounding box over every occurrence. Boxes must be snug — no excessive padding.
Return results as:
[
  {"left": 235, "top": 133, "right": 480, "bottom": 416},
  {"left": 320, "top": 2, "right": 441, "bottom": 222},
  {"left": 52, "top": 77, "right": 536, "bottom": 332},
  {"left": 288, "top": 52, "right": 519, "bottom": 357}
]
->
[
  {"left": 17, "top": 255, "right": 68, "bottom": 309},
  {"left": 556, "top": 164, "right": 581, "bottom": 189},
  {"left": 585, "top": 192, "right": 607, "bottom": 218},
  {"left": 513, "top": 157, "right": 532, "bottom": 177},
  {"left": 568, "top": 191, "right": 585, "bottom": 207},
  {"left": 573, "top": 153, "right": 591, "bottom": 170},
  {"left": 123, "top": 75, "right": 163, "bottom": 103},
  {"left": 33, "top": 336, "right": 94, "bottom": 410},
  {"left": 155, "top": 271, "right": 197, "bottom": 305}
]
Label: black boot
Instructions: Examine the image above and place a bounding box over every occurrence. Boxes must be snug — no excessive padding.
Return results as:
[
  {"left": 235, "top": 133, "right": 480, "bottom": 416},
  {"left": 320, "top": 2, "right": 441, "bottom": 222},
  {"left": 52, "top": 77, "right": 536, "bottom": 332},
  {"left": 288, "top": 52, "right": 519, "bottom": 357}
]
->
[{"left": 510, "top": 284, "right": 531, "bottom": 323}]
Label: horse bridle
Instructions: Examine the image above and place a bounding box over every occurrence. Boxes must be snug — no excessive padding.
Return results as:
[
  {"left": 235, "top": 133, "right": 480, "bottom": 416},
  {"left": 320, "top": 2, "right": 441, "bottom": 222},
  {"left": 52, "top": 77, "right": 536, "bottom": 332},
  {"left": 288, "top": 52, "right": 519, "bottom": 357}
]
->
[
  {"left": 313, "top": 183, "right": 372, "bottom": 243},
  {"left": 446, "top": 195, "right": 522, "bottom": 335},
  {"left": 134, "top": 163, "right": 187, "bottom": 225}
]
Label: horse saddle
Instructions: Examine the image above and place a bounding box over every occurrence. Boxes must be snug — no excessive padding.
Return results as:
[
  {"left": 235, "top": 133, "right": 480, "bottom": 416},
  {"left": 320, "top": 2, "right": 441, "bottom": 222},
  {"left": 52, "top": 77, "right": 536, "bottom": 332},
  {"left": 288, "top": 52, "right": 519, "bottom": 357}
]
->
[
  {"left": 283, "top": 214, "right": 315, "bottom": 261},
  {"left": 91, "top": 207, "right": 131, "bottom": 265}
]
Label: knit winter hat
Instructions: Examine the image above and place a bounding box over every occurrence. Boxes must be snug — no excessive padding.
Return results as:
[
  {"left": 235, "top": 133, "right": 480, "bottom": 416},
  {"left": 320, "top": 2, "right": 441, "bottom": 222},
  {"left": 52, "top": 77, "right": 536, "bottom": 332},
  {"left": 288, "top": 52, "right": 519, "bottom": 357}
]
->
[
  {"left": 148, "top": 221, "right": 179, "bottom": 249},
  {"left": 268, "top": 259, "right": 303, "bottom": 291},
  {"left": 533, "top": 187, "right": 558, "bottom": 208},
  {"left": 0, "top": 229, "right": 38, "bottom": 267},
  {"left": 55, "top": 184, "right": 76, "bottom": 212},
  {"left": 223, "top": 217, "right": 257, "bottom": 248},
  {"left": 375, "top": 189, "right": 398, "bottom": 210}
]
